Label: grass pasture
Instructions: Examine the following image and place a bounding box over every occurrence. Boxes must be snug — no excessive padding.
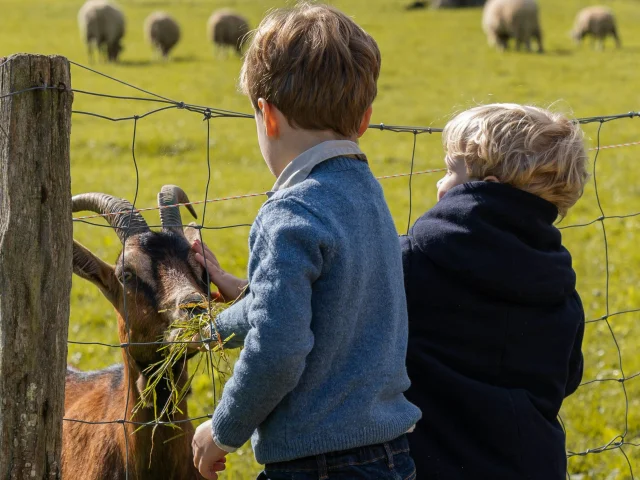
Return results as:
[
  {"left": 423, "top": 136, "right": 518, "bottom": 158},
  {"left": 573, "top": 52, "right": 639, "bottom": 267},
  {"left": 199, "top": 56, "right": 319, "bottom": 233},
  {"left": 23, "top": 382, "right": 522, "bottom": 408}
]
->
[{"left": 2, "top": 0, "right": 640, "bottom": 477}]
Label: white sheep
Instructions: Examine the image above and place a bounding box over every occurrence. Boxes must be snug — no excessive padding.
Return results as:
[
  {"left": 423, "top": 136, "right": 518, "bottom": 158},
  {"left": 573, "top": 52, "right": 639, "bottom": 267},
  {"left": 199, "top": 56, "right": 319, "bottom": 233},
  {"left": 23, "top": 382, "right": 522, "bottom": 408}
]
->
[
  {"left": 144, "top": 12, "right": 180, "bottom": 59},
  {"left": 77, "top": 0, "right": 125, "bottom": 62},
  {"left": 206, "top": 9, "right": 250, "bottom": 54},
  {"left": 482, "top": 0, "right": 543, "bottom": 53},
  {"left": 573, "top": 6, "right": 620, "bottom": 50}
]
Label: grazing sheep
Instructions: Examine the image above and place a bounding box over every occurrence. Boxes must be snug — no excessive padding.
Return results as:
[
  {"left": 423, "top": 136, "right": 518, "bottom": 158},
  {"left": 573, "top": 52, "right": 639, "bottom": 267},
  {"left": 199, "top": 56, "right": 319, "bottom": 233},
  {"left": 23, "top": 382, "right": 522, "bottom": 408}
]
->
[
  {"left": 206, "top": 9, "right": 249, "bottom": 54},
  {"left": 482, "top": 0, "right": 543, "bottom": 53},
  {"left": 573, "top": 6, "right": 620, "bottom": 50},
  {"left": 78, "top": 0, "right": 125, "bottom": 62},
  {"left": 144, "top": 12, "right": 180, "bottom": 59}
]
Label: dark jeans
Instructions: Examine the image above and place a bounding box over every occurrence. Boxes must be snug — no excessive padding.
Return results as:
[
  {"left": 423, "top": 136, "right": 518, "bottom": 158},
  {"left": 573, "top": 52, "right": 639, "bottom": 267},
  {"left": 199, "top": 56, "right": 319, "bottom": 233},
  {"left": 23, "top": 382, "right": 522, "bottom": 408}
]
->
[{"left": 257, "top": 434, "right": 416, "bottom": 480}]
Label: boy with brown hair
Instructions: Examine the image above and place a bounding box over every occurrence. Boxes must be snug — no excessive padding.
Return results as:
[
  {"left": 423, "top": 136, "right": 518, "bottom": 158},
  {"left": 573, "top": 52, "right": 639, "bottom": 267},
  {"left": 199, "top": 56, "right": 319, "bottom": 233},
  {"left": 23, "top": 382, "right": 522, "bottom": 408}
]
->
[
  {"left": 191, "top": 3, "right": 421, "bottom": 479},
  {"left": 402, "top": 104, "right": 589, "bottom": 479}
]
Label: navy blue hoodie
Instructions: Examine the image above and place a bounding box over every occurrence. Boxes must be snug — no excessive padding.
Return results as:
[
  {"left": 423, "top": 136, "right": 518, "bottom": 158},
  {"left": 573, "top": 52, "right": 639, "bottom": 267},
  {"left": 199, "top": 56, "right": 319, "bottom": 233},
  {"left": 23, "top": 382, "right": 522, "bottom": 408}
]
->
[{"left": 400, "top": 182, "right": 584, "bottom": 480}]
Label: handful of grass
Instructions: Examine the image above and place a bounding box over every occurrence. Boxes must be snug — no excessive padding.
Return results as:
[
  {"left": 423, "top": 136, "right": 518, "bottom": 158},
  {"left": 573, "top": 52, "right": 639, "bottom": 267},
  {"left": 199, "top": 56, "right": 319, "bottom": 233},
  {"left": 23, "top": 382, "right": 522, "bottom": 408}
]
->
[{"left": 133, "top": 300, "right": 235, "bottom": 423}]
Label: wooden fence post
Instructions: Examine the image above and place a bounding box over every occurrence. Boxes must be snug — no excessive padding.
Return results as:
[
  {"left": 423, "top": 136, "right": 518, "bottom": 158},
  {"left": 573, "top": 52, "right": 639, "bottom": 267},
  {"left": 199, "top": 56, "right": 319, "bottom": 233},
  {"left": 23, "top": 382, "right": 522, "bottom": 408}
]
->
[{"left": 0, "top": 54, "right": 73, "bottom": 479}]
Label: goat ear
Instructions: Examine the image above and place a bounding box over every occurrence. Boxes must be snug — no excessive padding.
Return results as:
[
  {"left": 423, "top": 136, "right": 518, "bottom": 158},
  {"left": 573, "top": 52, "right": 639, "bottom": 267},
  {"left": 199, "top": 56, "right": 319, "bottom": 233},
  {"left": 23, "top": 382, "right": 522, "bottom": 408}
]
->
[
  {"left": 73, "top": 240, "right": 120, "bottom": 304},
  {"left": 183, "top": 222, "right": 201, "bottom": 246}
]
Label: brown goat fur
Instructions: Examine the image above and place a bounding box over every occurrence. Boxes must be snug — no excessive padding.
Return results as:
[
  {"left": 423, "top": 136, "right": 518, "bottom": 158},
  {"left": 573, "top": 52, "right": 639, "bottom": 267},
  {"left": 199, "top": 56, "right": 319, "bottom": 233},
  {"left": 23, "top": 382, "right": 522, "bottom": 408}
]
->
[
  {"left": 63, "top": 362, "right": 197, "bottom": 479},
  {"left": 63, "top": 188, "right": 207, "bottom": 479}
]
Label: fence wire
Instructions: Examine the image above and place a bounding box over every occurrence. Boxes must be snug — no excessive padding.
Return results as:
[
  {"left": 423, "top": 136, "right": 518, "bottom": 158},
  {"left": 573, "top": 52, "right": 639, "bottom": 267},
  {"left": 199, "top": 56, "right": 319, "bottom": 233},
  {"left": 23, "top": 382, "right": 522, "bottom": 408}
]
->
[{"left": 2, "top": 57, "right": 639, "bottom": 479}]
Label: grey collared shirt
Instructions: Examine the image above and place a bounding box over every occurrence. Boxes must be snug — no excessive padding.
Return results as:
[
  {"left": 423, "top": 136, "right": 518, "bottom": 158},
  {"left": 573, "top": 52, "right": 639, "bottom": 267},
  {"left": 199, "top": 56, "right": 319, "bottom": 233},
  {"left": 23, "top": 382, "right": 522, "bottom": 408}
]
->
[{"left": 267, "top": 140, "right": 365, "bottom": 198}]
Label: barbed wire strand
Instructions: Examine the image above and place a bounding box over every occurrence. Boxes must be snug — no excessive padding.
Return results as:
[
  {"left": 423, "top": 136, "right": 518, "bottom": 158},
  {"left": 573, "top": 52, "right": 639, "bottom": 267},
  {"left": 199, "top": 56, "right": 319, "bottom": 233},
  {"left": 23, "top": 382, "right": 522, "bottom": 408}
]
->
[
  {"left": 69, "top": 168, "right": 448, "bottom": 222},
  {"left": 65, "top": 132, "right": 640, "bottom": 223}
]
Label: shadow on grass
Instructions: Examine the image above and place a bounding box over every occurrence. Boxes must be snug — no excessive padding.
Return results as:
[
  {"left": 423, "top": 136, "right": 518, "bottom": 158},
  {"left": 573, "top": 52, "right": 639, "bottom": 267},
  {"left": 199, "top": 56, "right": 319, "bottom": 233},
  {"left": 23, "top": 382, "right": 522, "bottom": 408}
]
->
[
  {"left": 117, "top": 59, "right": 154, "bottom": 67},
  {"left": 570, "top": 46, "right": 638, "bottom": 53},
  {"left": 170, "top": 55, "right": 200, "bottom": 63},
  {"left": 117, "top": 55, "right": 200, "bottom": 67},
  {"left": 546, "top": 48, "right": 574, "bottom": 57}
]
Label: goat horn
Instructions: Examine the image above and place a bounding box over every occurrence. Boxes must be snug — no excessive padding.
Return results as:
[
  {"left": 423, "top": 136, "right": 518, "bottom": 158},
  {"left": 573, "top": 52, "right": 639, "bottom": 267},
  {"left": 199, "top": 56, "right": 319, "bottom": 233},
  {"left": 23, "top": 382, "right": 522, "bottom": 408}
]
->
[
  {"left": 157, "top": 185, "right": 197, "bottom": 234},
  {"left": 72, "top": 193, "right": 150, "bottom": 244}
]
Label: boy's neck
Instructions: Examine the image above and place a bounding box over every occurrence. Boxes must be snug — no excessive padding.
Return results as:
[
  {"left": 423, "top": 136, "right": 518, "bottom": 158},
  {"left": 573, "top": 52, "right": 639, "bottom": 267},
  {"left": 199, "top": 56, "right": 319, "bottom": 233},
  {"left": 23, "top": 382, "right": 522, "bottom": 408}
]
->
[{"left": 271, "top": 130, "right": 357, "bottom": 178}]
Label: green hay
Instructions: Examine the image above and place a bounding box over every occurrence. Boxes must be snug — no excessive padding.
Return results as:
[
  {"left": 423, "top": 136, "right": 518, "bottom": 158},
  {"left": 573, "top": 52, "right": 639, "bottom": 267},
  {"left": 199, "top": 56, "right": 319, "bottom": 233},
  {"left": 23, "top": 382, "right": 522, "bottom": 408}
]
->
[{"left": 133, "top": 300, "right": 235, "bottom": 425}]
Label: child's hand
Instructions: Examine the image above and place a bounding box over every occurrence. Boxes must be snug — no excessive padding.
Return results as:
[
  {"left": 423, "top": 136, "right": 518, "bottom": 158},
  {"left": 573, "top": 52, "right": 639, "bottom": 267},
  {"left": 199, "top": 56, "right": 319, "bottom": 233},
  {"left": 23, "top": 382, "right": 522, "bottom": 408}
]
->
[
  {"left": 190, "top": 323, "right": 214, "bottom": 352},
  {"left": 192, "top": 420, "right": 227, "bottom": 479},
  {"left": 166, "top": 325, "right": 213, "bottom": 354},
  {"left": 191, "top": 239, "right": 248, "bottom": 302}
]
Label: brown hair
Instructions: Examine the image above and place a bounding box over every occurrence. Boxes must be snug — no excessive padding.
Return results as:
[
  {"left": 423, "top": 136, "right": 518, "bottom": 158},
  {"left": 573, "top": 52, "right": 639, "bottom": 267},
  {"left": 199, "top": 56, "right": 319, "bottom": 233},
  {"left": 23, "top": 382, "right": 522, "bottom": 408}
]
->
[
  {"left": 239, "top": 2, "right": 381, "bottom": 137},
  {"left": 443, "top": 104, "right": 590, "bottom": 217}
]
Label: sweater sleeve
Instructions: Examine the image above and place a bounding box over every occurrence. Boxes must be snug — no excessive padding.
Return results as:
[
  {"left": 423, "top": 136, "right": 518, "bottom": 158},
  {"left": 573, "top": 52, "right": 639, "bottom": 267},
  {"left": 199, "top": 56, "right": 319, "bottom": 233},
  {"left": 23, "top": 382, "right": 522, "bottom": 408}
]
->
[
  {"left": 565, "top": 291, "right": 585, "bottom": 397},
  {"left": 211, "top": 198, "right": 328, "bottom": 448},
  {"left": 212, "top": 296, "right": 252, "bottom": 349}
]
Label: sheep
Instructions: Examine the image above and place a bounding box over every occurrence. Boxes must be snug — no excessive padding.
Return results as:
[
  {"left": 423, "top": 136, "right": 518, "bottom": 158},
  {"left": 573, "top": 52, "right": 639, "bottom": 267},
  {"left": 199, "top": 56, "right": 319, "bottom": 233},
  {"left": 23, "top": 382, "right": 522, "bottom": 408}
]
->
[
  {"left": 144, "top": 11, "right": 181, "bottom": 59},
  {"left": 206, "top": 9, "right": 250, "bottom": 54},
  {"left": 63, "top": 186, "right": 208, "bottom": 479},
  {"left": 482, "top": 0, "right": 543, "bottom": 53},
  {"left": 78, "top": 0, "right": 126, "bottom": 62},
  {"left": 573, "top": 6, "right": 620, "bottom": 50}
]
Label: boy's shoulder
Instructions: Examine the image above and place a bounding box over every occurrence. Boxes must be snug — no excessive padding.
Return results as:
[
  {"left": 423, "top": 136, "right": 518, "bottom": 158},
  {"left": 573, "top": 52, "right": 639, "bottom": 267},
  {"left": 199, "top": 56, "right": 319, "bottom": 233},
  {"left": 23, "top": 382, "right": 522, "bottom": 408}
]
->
[
  {"left": 255, "top": 156, "right": 392, "bottom": 243},
  {"left": 267, "top": 155, "right": 376, "bottom": 206},
  {"left": 254, "top": 193, "right": 334, "bottom": 250},
  {"left": 413, "top": 181, "right": 559, "bottom": 237},
  {"left": 406, "top": 182, "right": 576, "bottom": 304}
]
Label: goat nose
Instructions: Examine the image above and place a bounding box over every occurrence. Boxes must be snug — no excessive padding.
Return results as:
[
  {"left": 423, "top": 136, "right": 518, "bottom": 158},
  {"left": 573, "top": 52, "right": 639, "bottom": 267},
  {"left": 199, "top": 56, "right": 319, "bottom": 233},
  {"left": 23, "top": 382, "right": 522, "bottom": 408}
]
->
[
  {"left": 181, "top": 294, "right": 204, "bottom": 306},
  {"left": 180, "top": 295, "right": 208, "bottom": 316}
]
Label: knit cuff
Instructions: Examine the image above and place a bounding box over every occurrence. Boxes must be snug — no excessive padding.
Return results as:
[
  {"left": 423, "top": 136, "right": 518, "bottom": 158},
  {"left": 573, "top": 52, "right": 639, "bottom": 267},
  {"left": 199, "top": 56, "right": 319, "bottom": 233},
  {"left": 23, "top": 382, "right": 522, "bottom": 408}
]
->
[
  {"left": 211, "top": 399, "right": 256, "bottom": 449},
  {"left": 211, "top": 429, "right": 239, "bottom": 453}
]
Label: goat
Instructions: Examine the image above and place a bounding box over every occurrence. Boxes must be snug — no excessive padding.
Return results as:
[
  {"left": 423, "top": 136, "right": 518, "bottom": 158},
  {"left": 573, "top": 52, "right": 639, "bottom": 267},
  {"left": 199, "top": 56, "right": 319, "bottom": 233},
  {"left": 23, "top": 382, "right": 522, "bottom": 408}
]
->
[{"left": 63, "top": 185, "right": 209, "bottom": 479}]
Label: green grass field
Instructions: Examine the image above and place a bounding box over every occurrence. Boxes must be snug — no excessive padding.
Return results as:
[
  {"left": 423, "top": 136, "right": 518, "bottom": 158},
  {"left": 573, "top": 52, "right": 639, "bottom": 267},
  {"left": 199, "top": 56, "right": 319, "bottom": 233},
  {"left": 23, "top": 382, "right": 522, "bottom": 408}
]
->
[{"left": 3, "top": 0, "right": 640, "bottom": 477}]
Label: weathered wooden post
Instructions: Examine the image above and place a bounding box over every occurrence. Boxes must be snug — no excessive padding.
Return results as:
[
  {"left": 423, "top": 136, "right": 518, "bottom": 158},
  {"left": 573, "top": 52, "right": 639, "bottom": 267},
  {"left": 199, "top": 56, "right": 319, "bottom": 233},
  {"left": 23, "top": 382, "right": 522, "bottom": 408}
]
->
[{"left": 0, "top": 54, "right": 73, "bottom": 479}]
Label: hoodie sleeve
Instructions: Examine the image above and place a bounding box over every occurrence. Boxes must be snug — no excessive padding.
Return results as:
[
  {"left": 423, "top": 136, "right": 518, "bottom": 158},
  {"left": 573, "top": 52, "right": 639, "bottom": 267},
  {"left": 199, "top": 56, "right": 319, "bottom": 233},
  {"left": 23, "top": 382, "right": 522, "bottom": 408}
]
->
[
  {"left": 399, "top": 234, "right": 413, "bottom": 309},
  {"left": 565, "top": 291, "right": 585, "bottom": 397}
]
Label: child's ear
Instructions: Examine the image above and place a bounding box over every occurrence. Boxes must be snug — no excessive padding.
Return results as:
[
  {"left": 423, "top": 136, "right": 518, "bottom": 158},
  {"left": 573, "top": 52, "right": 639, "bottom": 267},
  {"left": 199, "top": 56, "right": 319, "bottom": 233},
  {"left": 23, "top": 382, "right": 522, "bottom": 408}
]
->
[
  {"left": 258, "top": 98, "right": 280, "bottom": 139},
  {"left": 357, "top": 105, "right": 373, "bottom": 138},
  {"left": 483, "top": 176, "right": 500, "bottom": 183}
]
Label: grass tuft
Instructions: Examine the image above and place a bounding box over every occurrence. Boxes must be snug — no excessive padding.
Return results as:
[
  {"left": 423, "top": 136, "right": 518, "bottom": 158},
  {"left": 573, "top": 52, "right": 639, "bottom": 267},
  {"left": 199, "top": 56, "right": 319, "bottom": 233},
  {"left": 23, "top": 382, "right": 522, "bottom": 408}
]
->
[{"left": 133, "top": 300, "right": 235, "bottom": 422}]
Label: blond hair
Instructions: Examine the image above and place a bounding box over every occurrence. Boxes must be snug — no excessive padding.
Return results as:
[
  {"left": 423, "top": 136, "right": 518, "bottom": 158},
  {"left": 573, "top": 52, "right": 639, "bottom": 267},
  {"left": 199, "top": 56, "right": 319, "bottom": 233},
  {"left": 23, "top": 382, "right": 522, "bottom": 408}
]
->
[
  {"left": 239, "top": 2, "right": 381, "bottom": 137},
  {"left": 443, "top": 104, "right": 589, "bottom": 216}
]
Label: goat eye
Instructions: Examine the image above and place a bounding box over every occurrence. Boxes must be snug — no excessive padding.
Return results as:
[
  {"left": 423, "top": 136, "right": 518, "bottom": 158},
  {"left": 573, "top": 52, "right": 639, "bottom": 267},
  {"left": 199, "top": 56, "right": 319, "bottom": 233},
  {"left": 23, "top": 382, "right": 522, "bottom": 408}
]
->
[{"left": 120, "top": 271, "right": 133, "bottom": 284}]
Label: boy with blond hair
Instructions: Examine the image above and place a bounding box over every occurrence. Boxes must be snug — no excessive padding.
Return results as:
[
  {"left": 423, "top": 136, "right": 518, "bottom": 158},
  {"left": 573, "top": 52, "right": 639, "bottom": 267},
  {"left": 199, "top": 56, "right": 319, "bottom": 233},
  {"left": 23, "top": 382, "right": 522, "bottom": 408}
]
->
[
  {"left": 401, "top": 104, "right": 589, "bottom": 479},
  {"left": 191, "top": 3, "right": 421, "bottom": 479}
]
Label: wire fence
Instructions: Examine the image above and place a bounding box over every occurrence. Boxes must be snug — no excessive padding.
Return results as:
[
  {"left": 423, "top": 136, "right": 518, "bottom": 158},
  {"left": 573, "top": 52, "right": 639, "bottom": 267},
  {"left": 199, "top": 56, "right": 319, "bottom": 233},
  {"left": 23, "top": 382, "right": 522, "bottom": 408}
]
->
[{"left": 2, "top": 56, "right": 639, "bottom": 479}]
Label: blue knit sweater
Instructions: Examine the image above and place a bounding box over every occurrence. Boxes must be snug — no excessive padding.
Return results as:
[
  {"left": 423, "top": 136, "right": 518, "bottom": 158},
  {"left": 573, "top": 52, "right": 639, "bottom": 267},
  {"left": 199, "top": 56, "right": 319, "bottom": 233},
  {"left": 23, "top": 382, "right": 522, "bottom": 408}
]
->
[{"left": 210, "top": 153, "right": 421, "bottom": 464}]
